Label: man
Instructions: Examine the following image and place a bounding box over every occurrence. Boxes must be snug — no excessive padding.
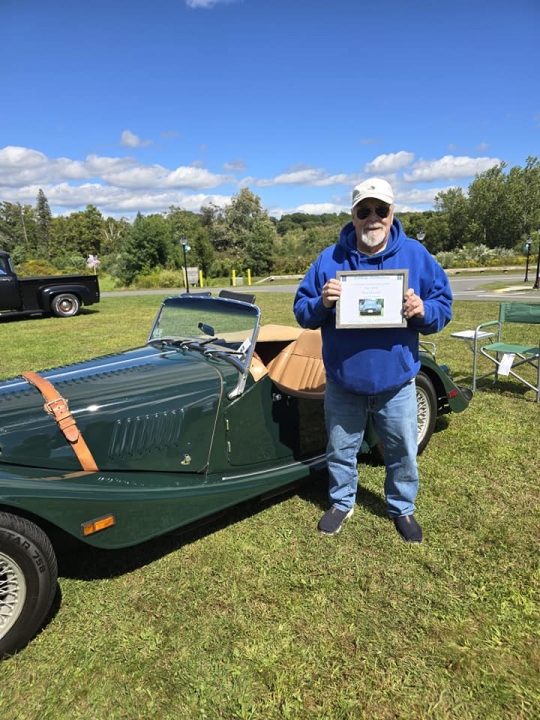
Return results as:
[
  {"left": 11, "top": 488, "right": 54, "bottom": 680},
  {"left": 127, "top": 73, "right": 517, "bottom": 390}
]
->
[{"left": 293, "top": 178, "right": 452, "bottom": 543}]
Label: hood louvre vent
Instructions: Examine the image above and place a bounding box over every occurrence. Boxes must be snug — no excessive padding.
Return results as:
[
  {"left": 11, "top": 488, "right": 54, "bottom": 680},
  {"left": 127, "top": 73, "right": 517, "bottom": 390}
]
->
[{"left": 109, "top": 409, "right": 185, "bottom": 459}]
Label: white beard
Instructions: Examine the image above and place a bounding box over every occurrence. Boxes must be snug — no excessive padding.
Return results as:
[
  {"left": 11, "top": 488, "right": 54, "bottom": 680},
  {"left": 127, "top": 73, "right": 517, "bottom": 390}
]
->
[{"left": 361, "top": 227, "right": 387, "bottom": 250}]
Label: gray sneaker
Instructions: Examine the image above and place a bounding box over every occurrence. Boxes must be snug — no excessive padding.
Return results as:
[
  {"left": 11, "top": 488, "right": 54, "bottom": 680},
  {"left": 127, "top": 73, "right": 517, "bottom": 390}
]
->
[{"left": 318, "top": 506, "right": 354, "bottom": 535}]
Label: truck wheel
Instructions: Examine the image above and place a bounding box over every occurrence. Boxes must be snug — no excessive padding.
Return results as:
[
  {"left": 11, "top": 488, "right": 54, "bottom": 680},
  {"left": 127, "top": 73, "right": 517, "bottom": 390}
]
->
[
  {"left": 0, "top": 513, "right": 58, "bottom": 658},
  {"left": 51, "top": 293, "right": 80, "bottom": 318}
]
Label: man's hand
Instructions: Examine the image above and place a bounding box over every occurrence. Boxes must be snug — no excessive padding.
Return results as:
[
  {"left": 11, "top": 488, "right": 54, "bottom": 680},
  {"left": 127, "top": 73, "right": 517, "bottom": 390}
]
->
[
  {"left": 322, "top": 279, "right": 342, "bottom": 308},
  {"left": 403, "top": 288, "right": 425, "bottom": 319}
]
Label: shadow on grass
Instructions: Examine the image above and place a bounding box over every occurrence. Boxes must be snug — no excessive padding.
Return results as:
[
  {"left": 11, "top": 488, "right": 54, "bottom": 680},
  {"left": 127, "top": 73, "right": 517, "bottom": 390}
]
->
[
  {"left": 0, "top": 307, "right": 99, "bottom": 324},
  {"left": 55, "top": 461, "right": 389, "bottom": 585},
  {"left": 433, "top": 415, "right": 450, "bottom": 436},
  {"left": 455, "top": 372, "right": 536, "bottom": 402},
  {"left": 54, "top": 474, "right": 324, "bottom": 582},
  {"left": 475, "top": 380, "right": 536, "bottom": 401},
  {"left": 30, "top": 462, "right": 396, "bottom": 649},
  {"left": 295, "top": 464, "right": 388, "bottom": 520}
]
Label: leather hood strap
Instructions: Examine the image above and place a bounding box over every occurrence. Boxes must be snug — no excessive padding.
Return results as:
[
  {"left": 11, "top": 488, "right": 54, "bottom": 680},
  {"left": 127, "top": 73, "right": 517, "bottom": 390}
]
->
[{"left": 21, "top": 371, "right": 99, "bottom": 472}]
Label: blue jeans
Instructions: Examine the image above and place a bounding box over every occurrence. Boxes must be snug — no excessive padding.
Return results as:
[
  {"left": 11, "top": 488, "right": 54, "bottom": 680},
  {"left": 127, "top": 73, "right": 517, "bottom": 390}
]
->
[{"left": 324, "top": 378, "right": 419, "bottom": 518}]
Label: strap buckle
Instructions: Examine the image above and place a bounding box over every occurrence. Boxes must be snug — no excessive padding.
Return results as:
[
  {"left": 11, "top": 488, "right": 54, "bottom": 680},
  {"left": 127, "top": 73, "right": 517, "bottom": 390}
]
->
[
  {"left": 44, "top": 396, "right": 68, "bottom": 415},
  {"left": 21, "top": 370, "right": 98, "bottom": 472}
]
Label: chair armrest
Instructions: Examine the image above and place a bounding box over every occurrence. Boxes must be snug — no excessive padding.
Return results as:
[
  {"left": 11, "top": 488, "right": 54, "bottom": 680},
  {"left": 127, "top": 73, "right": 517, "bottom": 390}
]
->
[
  {"left": 476, "top": 320, "right": 499, "bottom": 331},
  {"left": 451, "top": 329, "right": 496, "bottom": 340}
]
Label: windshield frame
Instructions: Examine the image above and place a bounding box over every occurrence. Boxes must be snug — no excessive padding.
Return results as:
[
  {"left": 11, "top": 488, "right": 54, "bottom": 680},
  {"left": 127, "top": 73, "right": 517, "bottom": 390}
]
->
[{"left": 147, "top": 294, "right": 262, "bottom": 397}]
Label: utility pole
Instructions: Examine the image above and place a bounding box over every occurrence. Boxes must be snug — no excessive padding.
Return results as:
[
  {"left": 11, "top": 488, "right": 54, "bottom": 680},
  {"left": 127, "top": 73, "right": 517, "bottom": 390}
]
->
[
  {"left": 533, "top": 230, "right": 540, "bottom": 290},
  {"left": 18, "top": 203, "right": 29, "bottom": 249}
]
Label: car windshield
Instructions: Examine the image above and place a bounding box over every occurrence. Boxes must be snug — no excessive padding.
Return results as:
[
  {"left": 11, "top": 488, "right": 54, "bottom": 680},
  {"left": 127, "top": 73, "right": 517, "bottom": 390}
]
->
[{"left": 147, "top": 295, "right": 261, "bottom": 362}]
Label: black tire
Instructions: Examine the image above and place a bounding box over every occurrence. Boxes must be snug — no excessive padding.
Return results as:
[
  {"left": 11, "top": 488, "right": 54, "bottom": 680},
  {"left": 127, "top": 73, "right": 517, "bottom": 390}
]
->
[
  {"left": 51, "top": 293, "right": 80, "bottom": 318},
  {"left": 0, "top": 513, "right": 58, "bottom": 658},
  {"left": 369, "top": 372, "right": 438, "bottom": 463},
  {"left": 416, "top": 371, "right": 437, "bottom": 454}
]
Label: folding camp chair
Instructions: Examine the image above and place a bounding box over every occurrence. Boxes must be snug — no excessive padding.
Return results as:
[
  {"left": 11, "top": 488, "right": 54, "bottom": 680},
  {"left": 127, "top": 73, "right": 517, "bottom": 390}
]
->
[{"left": 459, "top": 302, "right": 540, "bottom": 402}]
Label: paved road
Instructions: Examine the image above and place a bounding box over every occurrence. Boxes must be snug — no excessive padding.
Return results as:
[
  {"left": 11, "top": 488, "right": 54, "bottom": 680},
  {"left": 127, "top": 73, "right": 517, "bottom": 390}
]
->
[
  {"left": 102, "top": 273, "right": 540, "bottom": 302},
  {"left": 447, "top": 274, "right": 540, "bottom": 301}
]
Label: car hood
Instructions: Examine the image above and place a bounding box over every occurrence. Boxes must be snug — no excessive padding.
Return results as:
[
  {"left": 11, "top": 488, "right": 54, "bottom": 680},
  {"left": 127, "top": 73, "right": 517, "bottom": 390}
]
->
[{"left": 0, "top": 346, "right": 240, "bottom": 473}]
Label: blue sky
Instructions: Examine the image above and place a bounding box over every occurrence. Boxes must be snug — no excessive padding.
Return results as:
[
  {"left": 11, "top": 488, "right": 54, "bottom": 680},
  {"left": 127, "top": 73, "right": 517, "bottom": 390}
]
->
[{"left": 2, "top": 0, "right": 539, "bottom": 220}]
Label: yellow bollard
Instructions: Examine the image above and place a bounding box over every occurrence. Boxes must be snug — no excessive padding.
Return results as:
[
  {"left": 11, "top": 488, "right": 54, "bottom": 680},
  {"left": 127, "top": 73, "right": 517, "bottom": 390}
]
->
[
  {"left": 231, "top": 269, "right": 237, "bottom": 287},
  {"left": 247, "top": 269, "right": 252, "bottom": 286}
]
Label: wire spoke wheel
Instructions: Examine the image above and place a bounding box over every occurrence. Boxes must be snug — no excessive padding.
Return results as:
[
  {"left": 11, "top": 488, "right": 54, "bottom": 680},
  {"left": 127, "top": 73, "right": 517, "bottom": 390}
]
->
[
  {"left": 415, "top": 371, "right": 437, "bottom": 454},
  {"left": 0, "top": 513, "right": 57, "bottom": 658},
  {"left": 0, "top": 552, "right": 27, "bottom": 639}
]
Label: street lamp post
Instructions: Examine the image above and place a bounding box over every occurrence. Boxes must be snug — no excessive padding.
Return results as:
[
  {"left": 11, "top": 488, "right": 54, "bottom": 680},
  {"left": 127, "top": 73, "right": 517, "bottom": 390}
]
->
[
  {"left": 533, "top": 230, "right": 540, "bottom": 290},
  {"left": 524, "top": 240, "right": 532, "bottom": 282},
  {"left": 180, "top": 235, "right": 190, "bottom": 293}
]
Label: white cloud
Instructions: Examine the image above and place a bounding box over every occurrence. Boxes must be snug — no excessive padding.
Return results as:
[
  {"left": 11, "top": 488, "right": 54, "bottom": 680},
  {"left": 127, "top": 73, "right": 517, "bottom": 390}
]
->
[
  {"left": 255, "top": 167, "right": 357, "bottom": 188},
  {"left": 0, "top": 144, "right": 237, "bottom": 216},
  {"left": 0, "top": 145, "right": 231, "bottom": 190},
  {"left": 101, "top": 164, "right": 230, "bottom": 190},
  {"left": 7, "top": 181, "right": 234, "bottom": 216},
  {"left": 395, "top": 186, "right": 453, "bottom": 206},
  {"left": 395, "top": 205, "right": 426, "bottom": 214},
  {"left": 223, "top": 159, "right": 247, "bottom": 172},
  {"left": 404, "top": 155, "right": 501, "bottom": 182},
  {"left": 364, "top": 151, "right": 415, "bottom": 175},
  {"left": 270, "top": 202, "right": 345, "bottom": 220},
  {"left": 85, "top": 155, "right": 137, "bottom": 176},
  {"left": 186, "top": 0, "right": 240, "bottom": 7},
  {"left": 0, "top": 143, "right": 505, "bottom": 220},
  {"left": 120, "top": 130, "right": 152, "bottom": 148},
  {"left": 101, "top": 166, "right": 166, "bottom": 188},
  {"left": 0, "top": 146, "right": 87, "bottom": 185},
  {"left": 164, "top": 166, "right": 232, "bottom": 189},
  {"left": 291, "top": 203, "right": 345, "bottom": 215},
  {"left": 0, "top": 145, "right": 46, "bottom": 169}
]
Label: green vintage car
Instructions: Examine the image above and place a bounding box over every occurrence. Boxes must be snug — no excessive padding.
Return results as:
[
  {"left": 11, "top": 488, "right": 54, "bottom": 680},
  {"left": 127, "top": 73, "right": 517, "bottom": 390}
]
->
[{"left": 0, "top": 293, "right": 471, "bottom": 657}]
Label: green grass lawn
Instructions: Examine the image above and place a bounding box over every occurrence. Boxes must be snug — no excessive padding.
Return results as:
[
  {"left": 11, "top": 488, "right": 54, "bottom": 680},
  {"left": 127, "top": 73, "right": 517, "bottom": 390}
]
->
[{"left": 0, "top": 295, "right": 539, "bottom": 720}]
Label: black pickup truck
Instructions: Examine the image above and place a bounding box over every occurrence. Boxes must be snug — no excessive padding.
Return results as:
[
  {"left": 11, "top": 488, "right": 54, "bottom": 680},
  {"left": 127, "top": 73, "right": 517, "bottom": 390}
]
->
[{"left": 0, "top": 250, "right": 100, "bottom": 319}]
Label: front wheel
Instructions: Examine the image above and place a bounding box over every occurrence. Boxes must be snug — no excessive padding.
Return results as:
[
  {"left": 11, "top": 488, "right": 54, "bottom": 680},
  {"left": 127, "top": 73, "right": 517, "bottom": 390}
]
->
[
  {"left": 0, "top": 513, "right": 58, "bottom": 658},
  {"left": 51, "top": 293, "right": 80, "bottom": 318},
  {"left": 416, "top": 371, "right": 437, "bottom": 454}
]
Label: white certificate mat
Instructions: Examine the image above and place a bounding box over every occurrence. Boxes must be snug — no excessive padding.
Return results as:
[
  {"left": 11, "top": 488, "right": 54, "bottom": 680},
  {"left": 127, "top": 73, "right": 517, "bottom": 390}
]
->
[{"left": 336, "top": 270, "right": 408, "bottom": 329}]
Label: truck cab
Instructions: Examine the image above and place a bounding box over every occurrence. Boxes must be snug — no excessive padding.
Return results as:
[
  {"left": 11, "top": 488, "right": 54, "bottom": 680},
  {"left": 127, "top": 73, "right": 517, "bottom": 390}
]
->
[
  {"left": 0, "top": 250, "right": 100, "bottom": 319},
  {"left": 0, "top": 253, "right": 21, "bottom": 311}
]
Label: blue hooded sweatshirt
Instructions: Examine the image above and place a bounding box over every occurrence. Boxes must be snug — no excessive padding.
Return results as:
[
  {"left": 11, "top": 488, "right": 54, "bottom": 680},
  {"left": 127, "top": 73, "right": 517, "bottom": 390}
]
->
[{"left": 293, "top": 218, "right": 452, "bottom": 395}]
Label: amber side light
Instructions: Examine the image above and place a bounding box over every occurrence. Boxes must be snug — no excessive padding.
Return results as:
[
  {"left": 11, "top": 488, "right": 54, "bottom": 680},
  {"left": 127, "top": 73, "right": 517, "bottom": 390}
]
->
[{"left": 81, "top": 514, "right": 115, "bottom": 536}]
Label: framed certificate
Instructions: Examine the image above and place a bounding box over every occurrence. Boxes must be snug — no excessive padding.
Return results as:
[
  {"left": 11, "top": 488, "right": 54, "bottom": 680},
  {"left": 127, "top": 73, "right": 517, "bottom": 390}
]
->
[{"left": 335, "top": 270, "right": 408, "bottom": 329}]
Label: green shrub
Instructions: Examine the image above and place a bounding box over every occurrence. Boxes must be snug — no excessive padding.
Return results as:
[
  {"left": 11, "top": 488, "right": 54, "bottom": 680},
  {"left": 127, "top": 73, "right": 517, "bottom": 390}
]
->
[
  {"left": 52, "top": 253, "right": 88, "bottom": 273},
  {"left": 135, "top": 270, "right": 186, "bottom": 289},
  {"left": 14, "top": 259, "right": 63, "bottom": 277}
]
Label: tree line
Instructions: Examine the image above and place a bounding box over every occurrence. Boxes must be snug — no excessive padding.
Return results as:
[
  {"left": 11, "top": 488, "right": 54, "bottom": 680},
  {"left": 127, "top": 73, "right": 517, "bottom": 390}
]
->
[{"left": 1, "top": 157, "right": 538, "bottom": 285}]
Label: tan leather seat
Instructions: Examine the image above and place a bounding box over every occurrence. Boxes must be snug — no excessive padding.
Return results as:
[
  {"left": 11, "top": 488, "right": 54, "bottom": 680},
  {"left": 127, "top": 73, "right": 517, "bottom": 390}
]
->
[
  {"left": 249, "top": 355, "right": 269, "bottom": 381},
  {"left": 266, "top": 329, "right": 326, "bottom": 399}
]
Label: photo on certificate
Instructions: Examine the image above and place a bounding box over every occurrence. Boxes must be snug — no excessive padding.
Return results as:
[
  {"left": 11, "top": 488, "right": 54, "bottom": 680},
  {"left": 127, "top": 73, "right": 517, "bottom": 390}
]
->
[{"left": 335, "top": 270, "right": 408, "bottom": 329}]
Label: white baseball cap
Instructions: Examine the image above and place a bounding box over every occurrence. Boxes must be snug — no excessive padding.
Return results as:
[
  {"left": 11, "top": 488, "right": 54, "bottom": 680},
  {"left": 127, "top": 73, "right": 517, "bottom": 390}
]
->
[{"left": 351, "top": 178, "right": 394, "bottom": 209}]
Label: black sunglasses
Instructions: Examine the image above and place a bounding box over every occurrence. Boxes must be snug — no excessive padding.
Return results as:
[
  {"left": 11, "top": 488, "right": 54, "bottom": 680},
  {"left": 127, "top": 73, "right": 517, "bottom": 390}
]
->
[{"left": 356, "top": 205, "right": 391, "bottom": 220}]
